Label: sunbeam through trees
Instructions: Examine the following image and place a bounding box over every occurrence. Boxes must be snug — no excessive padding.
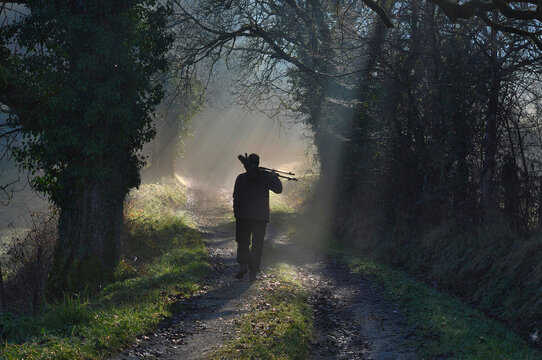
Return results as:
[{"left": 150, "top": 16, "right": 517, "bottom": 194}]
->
[{"left": 0, "top": 0, "right": 541, "bottom": 358}]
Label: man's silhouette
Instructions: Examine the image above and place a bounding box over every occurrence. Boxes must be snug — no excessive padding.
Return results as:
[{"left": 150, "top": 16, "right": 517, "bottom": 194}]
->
[{"left": 233, "top": 153, "right": 282, "bottom": 282}]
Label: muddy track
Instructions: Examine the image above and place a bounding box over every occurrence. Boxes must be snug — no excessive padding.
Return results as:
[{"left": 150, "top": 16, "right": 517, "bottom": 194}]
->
[{"left": 112, "top": 187, "right": 418, "bottom": 359}]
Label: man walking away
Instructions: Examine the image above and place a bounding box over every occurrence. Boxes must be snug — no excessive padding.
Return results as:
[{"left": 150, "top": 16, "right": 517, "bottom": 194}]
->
[{"left": 233, "top": 153, "right": 282, "bottom": 282}]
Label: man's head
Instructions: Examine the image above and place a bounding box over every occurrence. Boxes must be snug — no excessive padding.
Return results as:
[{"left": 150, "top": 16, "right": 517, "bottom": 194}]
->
[
  {"left": 243, "top": 153, "right": 260, "bottom": 177},
  {"left": 248, "top": 153, "right": 260, "bottom": 167}
]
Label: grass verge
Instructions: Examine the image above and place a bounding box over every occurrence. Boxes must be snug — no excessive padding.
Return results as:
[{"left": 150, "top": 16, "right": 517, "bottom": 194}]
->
[
  {"left": 212, "top": 264, "right": 314, "bottom": 360},
  {"left": 269, "top": 192, "right": 295, "bottom": 230},
  {"left": 1, "top": 177, "right": 210, "bottom": 360},
  {"left": 328, "top": 242, "right": 541, "bottom": 360}
]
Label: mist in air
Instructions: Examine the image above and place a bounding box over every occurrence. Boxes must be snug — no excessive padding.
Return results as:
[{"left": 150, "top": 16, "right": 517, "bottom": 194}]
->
[{"left": 173, "top": 69, "right": 313, "bottom": 191}]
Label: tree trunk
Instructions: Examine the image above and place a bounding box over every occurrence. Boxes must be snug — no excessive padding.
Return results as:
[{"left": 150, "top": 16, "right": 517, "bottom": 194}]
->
[
  {"left": 0, "top": 262, "right": 5, "bottom": 311},
  {"left": 47, "top": 178, "right": 125, "bottom": 295},
  {"left": 480, "top": 26, "right": 500, "bottom": 214},
  {"left": 344, "top": 0, "right": 394, "bottom": 189},
  {"left": 537, "top": 180, "right": 542, "bottom": 231},
  {"left": 502, "top": 156, "right": 520, "bottom": 227}
]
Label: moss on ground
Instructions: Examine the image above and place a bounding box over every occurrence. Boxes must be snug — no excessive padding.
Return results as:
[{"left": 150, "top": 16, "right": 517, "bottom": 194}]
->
[
  {"left": 211, "top": 264, "right": 314, "bottom": 360},
  {"left": 0, "top": 177, "right": 209, "bottom": 360}
]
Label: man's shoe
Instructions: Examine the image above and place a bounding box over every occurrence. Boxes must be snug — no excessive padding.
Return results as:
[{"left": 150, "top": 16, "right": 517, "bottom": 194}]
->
[
  {"left": 235, "top": 264, "right": 248, "bottom": 279},
  {"left": 249, "top": 272, "right": 257, "bottom": 282}
]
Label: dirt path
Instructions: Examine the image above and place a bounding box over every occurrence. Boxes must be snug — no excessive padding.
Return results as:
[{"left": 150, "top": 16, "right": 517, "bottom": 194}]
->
[{"left": 112, "top": 187, "right": 418, "bottom": 360}]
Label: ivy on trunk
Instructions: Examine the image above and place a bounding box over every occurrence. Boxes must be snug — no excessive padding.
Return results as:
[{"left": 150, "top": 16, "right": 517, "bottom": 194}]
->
[{"left": 0, "top": 0, "right": 173, "bottom": 294}]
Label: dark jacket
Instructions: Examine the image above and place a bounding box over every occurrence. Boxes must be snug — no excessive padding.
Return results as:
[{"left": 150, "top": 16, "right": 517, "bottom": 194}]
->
[{"left": 233, "top": 171, "right": 283, "bottom": 221}]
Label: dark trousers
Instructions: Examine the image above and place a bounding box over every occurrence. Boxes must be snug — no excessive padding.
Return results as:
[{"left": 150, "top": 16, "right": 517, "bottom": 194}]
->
[{"left": 235, "top": 218, "right": 267, "bottom": 273}]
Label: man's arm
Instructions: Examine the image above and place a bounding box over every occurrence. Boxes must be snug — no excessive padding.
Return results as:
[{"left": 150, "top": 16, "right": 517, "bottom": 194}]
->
[
  {"left": 267, "top": 172, "right": 283, "bottom": 194},
  {"left": 233, "top": 175, "right": 241, "bottom": 215}
]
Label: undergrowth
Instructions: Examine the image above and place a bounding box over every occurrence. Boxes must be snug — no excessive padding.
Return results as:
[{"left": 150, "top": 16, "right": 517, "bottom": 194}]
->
[
  {"left": 328, "top": 243, "right": 542, "bottom": 360},
  {"left": 335, "top": 188, "right": 542, "bottom": 337},
  {"left": 212, "top": 264, "right": 314, "bottom": 360},
  {"left": 357, "top": 219, "right": 542, "bottom": 338},
  {"left": 0, "top": 176, "right": 209, "bottom": 359},
  {"left": 269, "top": 192, "right": 295, "bottom": 227}
]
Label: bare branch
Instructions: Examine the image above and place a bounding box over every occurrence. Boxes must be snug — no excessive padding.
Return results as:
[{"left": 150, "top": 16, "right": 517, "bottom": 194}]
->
[
  {"left": 428, "top": 0, "right": 542, "bottom": 50},
  {"left": 361, "top": 0, "right": 394, "bottom": 28},
  {"left": 477, "top": 11, "right": 542, "bottom": 50}
]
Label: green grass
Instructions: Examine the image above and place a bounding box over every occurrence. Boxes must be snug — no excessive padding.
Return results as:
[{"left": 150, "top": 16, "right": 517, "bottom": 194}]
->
[
  {"left": 269, "top": 192, "right": 295, "bottom": 228},
  {"left": 127, "top": 176, "right": 188, "bottom": 217},
  {"left": 328, "top": 242, "right": 541, "bottom": 360},
  {"left": 212, "top": 264, "right": 314, "bottom": 360},
  {"left": 0, "top": 177, "right": 210, "bottom": 359}
]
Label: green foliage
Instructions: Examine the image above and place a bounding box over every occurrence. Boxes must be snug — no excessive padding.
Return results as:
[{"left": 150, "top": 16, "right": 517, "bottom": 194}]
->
[
  {"left": 212, "top": 265, "right": 314, "bottom": 360},
  {"left": 329, "top": 243, "right": 541, "bottom": 360},
  {"left": 1, "top": 0, "right": 175, "bottom": 290},
  {"left": 5, "top": 0, "right": 173, "bottom": 204},
  {"left": 0, "top": 178, "right": 209, "bottom": 359}
]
